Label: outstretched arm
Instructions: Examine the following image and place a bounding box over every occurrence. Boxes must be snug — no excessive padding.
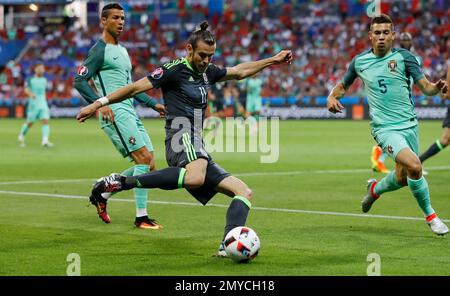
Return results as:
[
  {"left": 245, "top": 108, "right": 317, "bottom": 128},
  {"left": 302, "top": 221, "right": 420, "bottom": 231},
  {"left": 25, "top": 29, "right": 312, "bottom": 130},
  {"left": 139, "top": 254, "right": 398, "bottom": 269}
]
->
[
  {"left": 219, "top": 50, "right": 293, "bottom": 82},
  {"left": 77, "top": 77, "right": 153, "bottom": 122},
  {"left": 416, "top": 77, "right": 448, "bottom": 97}
]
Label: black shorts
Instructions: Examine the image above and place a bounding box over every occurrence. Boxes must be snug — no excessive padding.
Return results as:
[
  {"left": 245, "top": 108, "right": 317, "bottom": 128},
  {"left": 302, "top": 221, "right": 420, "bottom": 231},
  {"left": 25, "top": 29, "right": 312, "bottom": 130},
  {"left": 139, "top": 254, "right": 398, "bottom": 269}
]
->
[
  {"left": 165, "top": 129, "right": 231, "bottom": 205},
  {"left": 443, "top": 107, "right": 450, "bottom": 128}
]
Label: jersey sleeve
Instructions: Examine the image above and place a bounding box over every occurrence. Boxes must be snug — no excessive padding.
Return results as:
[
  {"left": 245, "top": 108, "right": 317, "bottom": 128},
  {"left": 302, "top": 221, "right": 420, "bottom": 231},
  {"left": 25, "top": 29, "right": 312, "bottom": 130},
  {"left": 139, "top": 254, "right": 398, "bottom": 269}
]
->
[
  {"left": 401, "top": 50, "right": 425, "bottom": 83},
  {"left": 342, "top": 58, "right": 358, "bottom": 89},
  {"left": 146, "top": 65, "right": 175, "bottom": 89},
  {"left": 206, "top": 63, "right": 227, "bottom": 84},
  {"left": 133, "top": 93, "right": 157, "bottom": 108},
  {"left": 73, "top": 42, "right": 105, "bottom": 103}
]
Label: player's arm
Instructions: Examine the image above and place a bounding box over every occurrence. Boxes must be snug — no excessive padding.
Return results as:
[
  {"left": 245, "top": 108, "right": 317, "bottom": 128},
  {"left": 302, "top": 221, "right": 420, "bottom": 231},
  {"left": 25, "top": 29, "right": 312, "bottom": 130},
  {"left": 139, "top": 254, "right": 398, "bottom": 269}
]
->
[
  {"left": 74, "top": 45, "right": 105, "bottom": 104},
  {"left": 416, "top": 77, "right": 448, "bottom": 97},
  {"left": 133, "top": 92, "right": 165, "bottom": 117},
  {"left": 219, "top": 50, "right": 293, "bottom": 82},
  {"left": 77, "top": 77, "right": 154, "bottom": 122},
  {"left": 24, "top": 79, "right": 36, "bottom": 99},
  {"left": 327, "top": 58, "right": 357, "bottom": 114}
]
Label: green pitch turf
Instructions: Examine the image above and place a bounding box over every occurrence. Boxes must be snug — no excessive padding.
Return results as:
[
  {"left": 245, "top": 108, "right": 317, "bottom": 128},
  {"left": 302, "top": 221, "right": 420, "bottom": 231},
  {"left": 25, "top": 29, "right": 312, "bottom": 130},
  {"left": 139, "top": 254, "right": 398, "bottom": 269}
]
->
[{"left": 0, "top": 118, "right": 449, "bottom": 275}]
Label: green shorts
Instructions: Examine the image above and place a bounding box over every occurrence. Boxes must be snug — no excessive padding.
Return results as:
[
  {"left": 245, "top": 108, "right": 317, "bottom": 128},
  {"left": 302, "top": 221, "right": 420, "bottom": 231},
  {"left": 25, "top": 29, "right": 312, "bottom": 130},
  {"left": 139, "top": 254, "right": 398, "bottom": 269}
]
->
[
  {"left": 26, "top": 106, "right": 49, "bottom": 122},
  {"left": 102, "top": 115, "right": 154, "bottom": 159},
  {"left": 246, "top": 97, "right": 262, "bottom": 114},
  {"left": 372, "top": 125, "right": 419, "bottom": 160}
]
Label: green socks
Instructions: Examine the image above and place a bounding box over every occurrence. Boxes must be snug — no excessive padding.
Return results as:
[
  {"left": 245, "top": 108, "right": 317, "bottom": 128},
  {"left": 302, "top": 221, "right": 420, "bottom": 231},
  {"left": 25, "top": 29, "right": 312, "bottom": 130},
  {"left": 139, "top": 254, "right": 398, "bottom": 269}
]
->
[
  {"left": 407, "top": 176, "right": 434, "bottom": 217},
  {"left": 374, "top": 171, "right": 403, "bottom": 196},
  {"left": 133, "top": 164, "right": 150, "bottom": 217},
  {"left": 19, "top": 123, "right": 29, "bottom": 137}
]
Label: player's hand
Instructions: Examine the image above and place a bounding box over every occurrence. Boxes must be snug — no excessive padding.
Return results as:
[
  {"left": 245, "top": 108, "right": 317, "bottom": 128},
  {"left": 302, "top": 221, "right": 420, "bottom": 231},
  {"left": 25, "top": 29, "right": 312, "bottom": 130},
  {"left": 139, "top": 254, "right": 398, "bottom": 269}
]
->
[
  {"left": 77, "top": 102, "right": 100, "bottom": 123},
  {"left": 327, "top": 96, "right": 344, "bottom": 114},
  {"left": 434, "top": 79, "right": 447, "bottom": 93},
  {"left": 153, "top": 103, "right": 166, "bottom": 118},
  {"left": 273, "top": 50, "right": 293, "bottom": 65},
  {"left": 99, "top": 106, "right": 115, "bottom": 123}
]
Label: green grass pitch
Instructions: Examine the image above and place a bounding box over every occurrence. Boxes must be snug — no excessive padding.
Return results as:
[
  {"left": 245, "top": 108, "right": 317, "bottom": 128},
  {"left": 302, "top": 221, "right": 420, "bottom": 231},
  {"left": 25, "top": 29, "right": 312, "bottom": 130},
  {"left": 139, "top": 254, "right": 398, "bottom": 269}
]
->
[{"left": 0, "top": 118, "right": 449, "bottom": 275}]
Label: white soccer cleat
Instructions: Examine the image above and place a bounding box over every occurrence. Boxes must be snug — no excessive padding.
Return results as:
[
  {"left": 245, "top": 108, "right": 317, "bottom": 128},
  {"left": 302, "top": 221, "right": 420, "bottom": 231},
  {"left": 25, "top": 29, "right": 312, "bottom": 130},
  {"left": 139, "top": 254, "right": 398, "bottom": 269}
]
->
[
  {"left": 18, "top": 135, "right": 25, "bottom": 147},
  {"left": 42, "top": 141, "right": 54, "bottom": 148},
  {"left": 422, "top": 169, "right": 429, "bottom": 176},
  {"left": 427, "top": 217, "right": 449, "bottom": 236}
]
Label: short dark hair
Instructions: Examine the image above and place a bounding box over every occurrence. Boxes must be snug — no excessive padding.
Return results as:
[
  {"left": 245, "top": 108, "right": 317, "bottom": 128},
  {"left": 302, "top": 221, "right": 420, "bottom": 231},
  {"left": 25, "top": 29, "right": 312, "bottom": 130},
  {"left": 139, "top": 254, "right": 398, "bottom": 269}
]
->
[
  {"left": 101, "top": 3, "right": 123, "bottom": 19},
  {"left": 370, "top": 13, "right": 394, "bottom": 31},
  {"left": 187, "top": 21, "right": 215, "bottom": 51}
]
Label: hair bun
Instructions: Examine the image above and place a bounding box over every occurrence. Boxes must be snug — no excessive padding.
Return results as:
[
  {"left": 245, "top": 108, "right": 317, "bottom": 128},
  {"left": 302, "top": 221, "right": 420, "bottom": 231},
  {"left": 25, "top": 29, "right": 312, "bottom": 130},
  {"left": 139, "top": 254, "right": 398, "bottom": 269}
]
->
[{"left": 199, "top": 21, "right": 209, "bottom": 31}]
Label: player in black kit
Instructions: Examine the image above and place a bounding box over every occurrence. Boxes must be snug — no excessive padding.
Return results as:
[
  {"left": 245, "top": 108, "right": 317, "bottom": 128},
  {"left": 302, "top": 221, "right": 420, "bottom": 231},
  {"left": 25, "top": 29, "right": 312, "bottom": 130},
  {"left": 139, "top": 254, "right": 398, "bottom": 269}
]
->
[{"left": 77, "top": 21, "right": 293, "bottom": 256}]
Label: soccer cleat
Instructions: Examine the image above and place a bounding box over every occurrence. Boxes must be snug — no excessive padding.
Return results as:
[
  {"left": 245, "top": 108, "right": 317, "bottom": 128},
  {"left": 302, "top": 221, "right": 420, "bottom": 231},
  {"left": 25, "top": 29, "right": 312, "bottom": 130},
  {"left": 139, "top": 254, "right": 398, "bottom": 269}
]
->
[
  {"left": 42, "top": 141, "right": 54, "bottom": 148},
  {"left": 374, "top": 161, "right": 390, "bottom": 174},
  {"left": 361, "top": 178, "right": 379, "bottom": 213},
  {"left": 89, "top": 193, "right": 111, "bottom": 223},
  {"left": 215, "top": 241, "right": 227, "bottom": 258},
  {"left": 427, "top": 217, "right": 449, "bottom": 236},
  {"left": 422, "top": 169, "right": 429, "bottom": 176},
  {"left": 134, "top": 216, "right": 163, "bottom": 230},
  {"left": 18, "top": 135, "right": 25, "bottom": 147},
  {"left": 370, "top": 146, "right": 382, "bottom": 170},
  {"left": 92, "top": 173, "right": 125, "bottom": 196}
]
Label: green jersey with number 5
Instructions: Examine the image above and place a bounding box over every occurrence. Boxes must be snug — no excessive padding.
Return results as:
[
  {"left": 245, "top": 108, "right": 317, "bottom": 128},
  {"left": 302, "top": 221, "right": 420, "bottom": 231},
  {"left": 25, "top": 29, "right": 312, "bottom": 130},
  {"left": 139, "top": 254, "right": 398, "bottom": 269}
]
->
[{"left": 342, "top": 48, "right": 424, "bottom": 132}]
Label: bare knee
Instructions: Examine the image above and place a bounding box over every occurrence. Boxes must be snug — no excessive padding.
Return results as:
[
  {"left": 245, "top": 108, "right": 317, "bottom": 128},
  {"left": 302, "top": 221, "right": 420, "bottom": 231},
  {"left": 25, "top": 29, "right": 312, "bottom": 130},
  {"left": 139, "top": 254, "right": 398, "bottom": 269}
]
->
[
  {"left": 440, "top": 137, "right": 450, "bottom": 147},
  {"left": 237, "top": 187, "right": 253, "bottom": 202},
  {"left": 406, "top": 159, "right": 422, "bottom": 178},
  {"left": 133, "top": 150, "right": 153, "bottom": 166}
]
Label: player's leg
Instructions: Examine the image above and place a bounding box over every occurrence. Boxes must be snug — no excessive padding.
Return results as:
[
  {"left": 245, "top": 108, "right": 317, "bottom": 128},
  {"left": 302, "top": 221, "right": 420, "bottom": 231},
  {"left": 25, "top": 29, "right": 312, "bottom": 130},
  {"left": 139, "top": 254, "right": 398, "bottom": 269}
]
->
[
  {"left": 18, "top": 121, "right": 33, "bottom": 147},
  {"left": 420, "top": 109, "right": 450, "bottom": 164},
  {"left": 40, "top": 108, "right": 53, "bottom": 147},
  {"left": 213, "top": 175, "right": 252, "bottom": 257},
  {"left": 362, "top": 132, "right": 407, "bottom": 212},
  {"left": 129, "top": 147, "right": 163, "bottom": 229},
  {"left": 419, "top": 128, "right": 450, "bottom": 164},
  {"left": 18, "top": 106, "right": 36, "bottom": 147},
  {"left": 395, "top": 147, "right": 448, "bottom": 235}
]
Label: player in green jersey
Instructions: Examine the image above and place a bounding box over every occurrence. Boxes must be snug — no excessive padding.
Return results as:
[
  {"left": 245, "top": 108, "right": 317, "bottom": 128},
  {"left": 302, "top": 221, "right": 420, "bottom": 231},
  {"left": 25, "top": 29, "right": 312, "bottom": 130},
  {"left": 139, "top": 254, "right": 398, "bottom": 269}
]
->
[
  {"left": 370, "top": 32, "right": 421, "bottom": 174},
  {"left": 18, "top": 63, "right": 54, "bottom": 148},
  {"left": 74, "top": 3, "right": 165, "bottom": 229},
  {"left": 327, "top": 14, "right": 449, "bottom": 235},
  {"left": 245, "top": 75, "right": 263, "bottom": 133}
]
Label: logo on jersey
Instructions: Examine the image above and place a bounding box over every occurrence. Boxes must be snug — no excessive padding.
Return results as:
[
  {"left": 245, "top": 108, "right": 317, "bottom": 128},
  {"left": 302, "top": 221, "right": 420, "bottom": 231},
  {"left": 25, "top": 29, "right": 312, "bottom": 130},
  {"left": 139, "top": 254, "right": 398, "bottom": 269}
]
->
[
  {"left": 129, "top": 136, "right": 136, "bottom": 145},
  {"left": 387, "top": 60, "right": 397, "bottom": 72},
  {"left": 203, "top": 73, "right": 209, "bottom": 84},
  {"left": 77, "top": 66, "right": 89, "bottom": 76},
  {"left": 387, "top": 145, "right": 394, "bottom": 154},
  {"left": 151, "top": 67, "right": 164, "bottom": 79}
]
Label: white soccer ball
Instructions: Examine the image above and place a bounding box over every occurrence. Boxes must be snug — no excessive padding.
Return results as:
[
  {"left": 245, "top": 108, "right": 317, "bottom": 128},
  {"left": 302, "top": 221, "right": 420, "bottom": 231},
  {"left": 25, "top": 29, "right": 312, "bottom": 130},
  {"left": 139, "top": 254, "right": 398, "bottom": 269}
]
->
[{"left": 224, "top": 226, "right": 260, "bottom": 263}]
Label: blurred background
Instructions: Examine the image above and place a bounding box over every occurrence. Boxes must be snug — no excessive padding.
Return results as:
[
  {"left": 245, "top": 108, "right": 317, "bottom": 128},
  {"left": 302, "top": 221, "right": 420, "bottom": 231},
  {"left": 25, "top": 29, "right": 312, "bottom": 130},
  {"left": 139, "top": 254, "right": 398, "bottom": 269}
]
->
[{"left": 0, "top": 0, "right": 448, "bottom": 119}]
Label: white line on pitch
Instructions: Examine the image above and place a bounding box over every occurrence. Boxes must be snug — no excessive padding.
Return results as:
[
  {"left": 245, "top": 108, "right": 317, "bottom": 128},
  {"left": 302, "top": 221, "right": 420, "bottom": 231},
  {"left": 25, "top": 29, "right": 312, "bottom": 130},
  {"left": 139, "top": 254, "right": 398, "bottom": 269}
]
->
[
  {"left": 1, "top": 165, "right": 450, "bottom": 185},
  {"left": 0, "top": 190, "right": 448, "bottom": 223}
]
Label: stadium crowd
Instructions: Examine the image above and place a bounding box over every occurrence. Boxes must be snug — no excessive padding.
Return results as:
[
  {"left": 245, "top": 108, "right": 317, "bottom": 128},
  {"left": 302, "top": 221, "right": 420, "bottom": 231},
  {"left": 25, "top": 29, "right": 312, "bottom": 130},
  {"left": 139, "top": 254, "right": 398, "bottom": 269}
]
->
[{"left": 0, "top": 0, "right": 448, "bottom": 107}]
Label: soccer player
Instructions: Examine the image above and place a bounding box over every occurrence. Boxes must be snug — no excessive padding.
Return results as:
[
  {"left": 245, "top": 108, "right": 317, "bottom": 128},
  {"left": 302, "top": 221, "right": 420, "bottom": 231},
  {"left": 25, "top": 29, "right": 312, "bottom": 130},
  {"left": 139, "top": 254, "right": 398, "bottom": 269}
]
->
[
  {"left": 77, "top": 21, "right": 293, "bottom": 255},
  {"left": 327, "top": 14, "right": 449, "bottom": 235},
  {"left": 245, "top": 74, "right": 263, "bottom": 133},
  {"left": 73, "top": 3, "right": 165, "bottom": 229},
  {"left": 18, "top": 63, "right": 54, "bottom": 148},
  {"left": 418, "top": 64, "right": 450, "bottom": 165},
  {"left": 370, "top": 32, "right": 420, "bottom": 174}
]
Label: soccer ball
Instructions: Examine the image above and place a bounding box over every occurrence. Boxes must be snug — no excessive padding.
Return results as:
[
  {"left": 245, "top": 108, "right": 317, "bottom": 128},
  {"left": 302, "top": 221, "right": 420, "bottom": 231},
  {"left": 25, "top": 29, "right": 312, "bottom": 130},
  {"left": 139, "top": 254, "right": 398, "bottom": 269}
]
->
[{"left": 224, "top": 226, "right": 260, "bottom": 263}]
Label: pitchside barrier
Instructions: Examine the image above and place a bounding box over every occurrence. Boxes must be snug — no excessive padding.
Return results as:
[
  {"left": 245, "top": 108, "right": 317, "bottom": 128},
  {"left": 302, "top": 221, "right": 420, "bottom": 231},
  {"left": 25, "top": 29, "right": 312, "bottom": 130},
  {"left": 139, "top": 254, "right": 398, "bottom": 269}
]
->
[{"left": 0, "top": 103, "right": 447, "bottom": 120}]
